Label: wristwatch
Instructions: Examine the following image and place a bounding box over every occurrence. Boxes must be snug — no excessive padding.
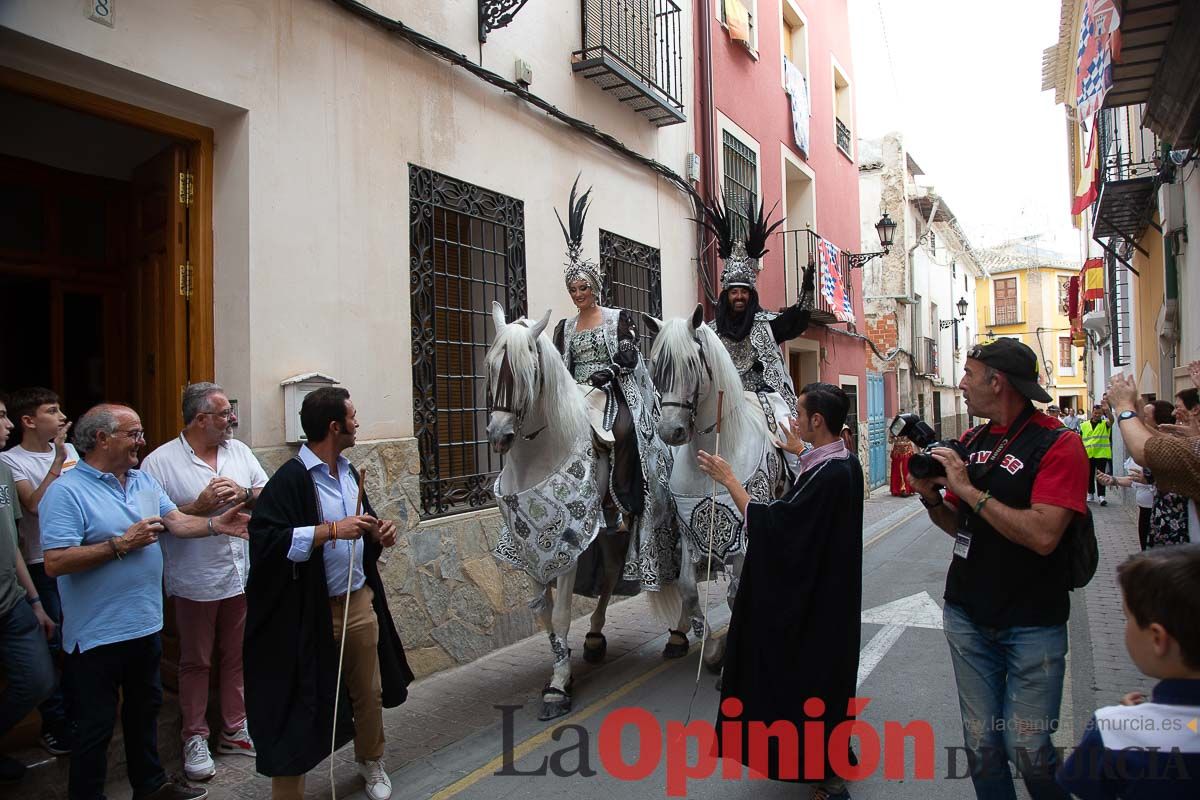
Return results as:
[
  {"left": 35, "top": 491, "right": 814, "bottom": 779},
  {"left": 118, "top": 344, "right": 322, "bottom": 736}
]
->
[
  {"left": 920, "top": 492, "right": 944, "bottom": 510},
  {"left": 1117, "top": 410, "right": 1139, "bottom": 422}
]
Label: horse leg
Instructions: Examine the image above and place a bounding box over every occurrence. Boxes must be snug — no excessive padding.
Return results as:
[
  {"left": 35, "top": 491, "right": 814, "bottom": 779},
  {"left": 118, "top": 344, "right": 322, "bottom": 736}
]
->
[
  {"left": 701, "top": 551, "right": 742, "bottom": 673},
  {"left": 664, "top": 532, "right": 698, "bottom": 659},
  {"left": 583, "top": 521, "right": 629, "bottom": 664},
  {"left": 540, "top": 566, "right": 578, "bottom": 720}
]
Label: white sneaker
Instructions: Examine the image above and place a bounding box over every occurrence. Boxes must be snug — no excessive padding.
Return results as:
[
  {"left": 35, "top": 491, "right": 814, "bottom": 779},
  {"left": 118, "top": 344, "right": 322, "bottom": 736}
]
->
[
  {"left": 183, "top": 734, "right": 216, "bottom": 781},
  {"left": 358, "top": 759, "right": 392, "bottom": 800},
  {"left": 217, "top": 722, "right": 256, "bottom": 757},
  {"left": 1087, "top": 494, "right": 1095, "bottom": 502}
]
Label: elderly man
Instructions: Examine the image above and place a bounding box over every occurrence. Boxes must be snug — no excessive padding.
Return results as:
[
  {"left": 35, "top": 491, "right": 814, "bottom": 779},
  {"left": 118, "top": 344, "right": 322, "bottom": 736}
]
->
[
  {"left": 141, "top": 384, "right": 266, "bottom": 781},
  {"left": 40, "top": 404, "right": 250, "bottom": 800},
  {"left": 909, "top": 338, "right": 1087, "bottom": 799},
  {"left": 245, "top": 387, "right": 411, "bottom": 800}
]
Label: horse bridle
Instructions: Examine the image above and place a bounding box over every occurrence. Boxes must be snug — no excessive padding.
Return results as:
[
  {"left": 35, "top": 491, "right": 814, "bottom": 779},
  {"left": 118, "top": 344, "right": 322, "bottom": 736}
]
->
[
  {"left": 487, "top": 335, "right": 547, "bottom": 441},
  {"left": 660, "top": 334, "right": 719, "bottom": 436}
]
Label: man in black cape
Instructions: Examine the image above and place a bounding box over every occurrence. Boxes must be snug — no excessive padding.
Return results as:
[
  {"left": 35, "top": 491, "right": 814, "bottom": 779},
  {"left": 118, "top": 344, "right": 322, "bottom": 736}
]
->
[
  {"left": 245, "top": 387, "right": 413, "bottom": 800},
  {"left": 698, "top": 382, "right": 863, "bottom": 800}
]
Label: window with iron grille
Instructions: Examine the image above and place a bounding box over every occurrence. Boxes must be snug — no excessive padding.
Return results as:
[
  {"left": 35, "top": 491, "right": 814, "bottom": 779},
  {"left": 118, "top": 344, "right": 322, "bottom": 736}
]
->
[
  {"left": 600, "top": 230, "right": 662, "bottom": 358},
  {"left": 1059, "top": 337, "right": 1074, "bottom": 373},
  {"left": 409, "top": 165, "right": 527, "bottom": 518},
  {"left": 1057, "top": 276, "right": 1072, "bottom": 315},
  {"left": 722, "top": 129, "right": 758, "bottom": 241}
]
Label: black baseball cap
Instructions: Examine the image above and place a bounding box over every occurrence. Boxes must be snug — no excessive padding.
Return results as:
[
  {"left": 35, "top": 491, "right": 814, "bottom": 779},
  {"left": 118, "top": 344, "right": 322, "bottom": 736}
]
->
[{"left": 966, "top": 338, "right": 1053, "bottom": 403}]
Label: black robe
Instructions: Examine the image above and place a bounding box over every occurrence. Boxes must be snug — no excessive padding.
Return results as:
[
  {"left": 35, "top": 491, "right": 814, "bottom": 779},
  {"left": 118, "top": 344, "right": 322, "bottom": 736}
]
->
[
  {"left": 715, "top": 453, "right": 863, "bottom": 782},
  {"left": 244, "top": 456, "right": 414, "bottom": 777}
]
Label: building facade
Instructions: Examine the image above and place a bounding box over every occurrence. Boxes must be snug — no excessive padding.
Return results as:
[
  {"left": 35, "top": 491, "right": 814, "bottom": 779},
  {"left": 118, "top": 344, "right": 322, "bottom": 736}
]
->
[
  {"left": 1043, "top": 0, "right": 1200, "bottom": 409},
  {"left": 0, "top": 0, "right": 702, "bottom": 692},
  {"left": 973, "top": 243, "right": 1086, "bottom": 413},
  {"left": 859, "top": 134, "right": 983, "bottom": 465},
  {"left": 697, "top": 0, "right": 869, "bottom": 469}
]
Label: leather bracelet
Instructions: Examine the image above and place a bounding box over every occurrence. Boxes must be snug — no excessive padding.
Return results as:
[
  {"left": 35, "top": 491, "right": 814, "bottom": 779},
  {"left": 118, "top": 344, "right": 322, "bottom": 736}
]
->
[{"left": 109, "top": 538, "right": 124, "bottom": 560}]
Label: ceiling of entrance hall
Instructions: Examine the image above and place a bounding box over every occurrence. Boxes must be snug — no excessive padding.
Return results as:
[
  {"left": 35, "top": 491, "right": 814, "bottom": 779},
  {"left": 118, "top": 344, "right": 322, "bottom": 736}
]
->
[{"left": 0, "top": 88, "right": 174, "bottom": 182}]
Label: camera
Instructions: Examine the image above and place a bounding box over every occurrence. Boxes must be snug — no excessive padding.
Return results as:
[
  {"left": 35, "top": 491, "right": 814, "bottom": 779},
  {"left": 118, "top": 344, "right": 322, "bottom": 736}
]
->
[{"left": 890, "top": 413, "right": 969, "bottom": 480}]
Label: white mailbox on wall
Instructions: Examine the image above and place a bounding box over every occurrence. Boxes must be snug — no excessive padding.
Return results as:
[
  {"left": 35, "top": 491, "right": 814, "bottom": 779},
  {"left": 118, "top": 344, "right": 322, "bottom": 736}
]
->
[{"left": 280, "top": 372, "right": 339, "bottom": 444}]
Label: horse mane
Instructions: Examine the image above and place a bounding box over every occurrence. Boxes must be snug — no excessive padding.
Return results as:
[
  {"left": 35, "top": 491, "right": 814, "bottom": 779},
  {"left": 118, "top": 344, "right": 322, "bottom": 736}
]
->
[
  {"left": 650, "top": 317, "right": 768, "bottom": 445},
  {"left": 486, "top": 320, "right": 588, "bottom": 443}
]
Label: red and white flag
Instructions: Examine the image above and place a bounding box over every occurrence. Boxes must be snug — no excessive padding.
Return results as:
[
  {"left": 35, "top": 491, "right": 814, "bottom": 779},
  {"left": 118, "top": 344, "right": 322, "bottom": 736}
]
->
[{"left": 817, "top": 237, "right": 854, "bottom": 323}]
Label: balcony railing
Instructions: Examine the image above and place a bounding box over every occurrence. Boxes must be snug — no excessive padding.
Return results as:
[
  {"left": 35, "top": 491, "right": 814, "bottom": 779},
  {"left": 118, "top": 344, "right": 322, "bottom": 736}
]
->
[
  {"left": 916, "top": 336, "right": 938, "bottom": 377},
  {"left": 777, "top": 228, "right": 856, "bottom": 327},
  {"left": 835, "top": 117, "right": 851, "bottom": 156},
  {"left": 1091, "top": 104, "right": 1161, "bottom": 247},
  {"left": 994, "top": 303, "right": 1019, "bottom": 326},
  {"left": 573, "top": 0, "right": 685, "bottom": 127}
]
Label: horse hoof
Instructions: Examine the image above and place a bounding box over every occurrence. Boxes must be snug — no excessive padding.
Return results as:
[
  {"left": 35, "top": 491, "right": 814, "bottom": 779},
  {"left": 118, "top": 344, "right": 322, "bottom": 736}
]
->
[
  {"left": 582, "top": 633, "right": 607, "bottom": 664},
  {"left": 663, "top": 630, "right": 689, "bottom": 659},
  {"left": 538, "top": 686, "right": 572, "bottom": 720}
]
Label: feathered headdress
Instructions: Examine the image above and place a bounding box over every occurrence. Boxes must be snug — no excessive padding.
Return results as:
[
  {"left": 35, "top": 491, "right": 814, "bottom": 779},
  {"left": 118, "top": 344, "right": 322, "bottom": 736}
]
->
[
  {"left": 557, "top": 175, "right": 604, "bottom": 292},
  {"left": 699, "top": 197, "right": 784, "bottom": 291}
]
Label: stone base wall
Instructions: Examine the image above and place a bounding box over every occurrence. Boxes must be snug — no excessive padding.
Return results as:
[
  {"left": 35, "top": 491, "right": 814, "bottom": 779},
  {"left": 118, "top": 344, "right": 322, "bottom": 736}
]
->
[{"left": 253, "top": 438, "right": 601, "bottom": 679}]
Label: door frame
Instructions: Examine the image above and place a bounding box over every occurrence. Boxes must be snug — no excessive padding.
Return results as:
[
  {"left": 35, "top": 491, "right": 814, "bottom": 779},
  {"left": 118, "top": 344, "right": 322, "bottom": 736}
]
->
[{"left": 0, "top": 66, "right": 215, "bottom": 395}]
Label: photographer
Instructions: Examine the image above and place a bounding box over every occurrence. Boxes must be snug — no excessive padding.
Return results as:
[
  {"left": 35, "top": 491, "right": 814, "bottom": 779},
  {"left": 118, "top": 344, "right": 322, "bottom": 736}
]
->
[{"left": 908, "top": 338, "right": 1088, "bottom": 800}]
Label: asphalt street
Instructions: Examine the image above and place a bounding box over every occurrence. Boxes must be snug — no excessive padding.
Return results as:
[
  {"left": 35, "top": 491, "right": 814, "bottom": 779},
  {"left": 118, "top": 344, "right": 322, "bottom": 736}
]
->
[{"left": 355, "top": 500, "right": 1026, "bottom": 800}]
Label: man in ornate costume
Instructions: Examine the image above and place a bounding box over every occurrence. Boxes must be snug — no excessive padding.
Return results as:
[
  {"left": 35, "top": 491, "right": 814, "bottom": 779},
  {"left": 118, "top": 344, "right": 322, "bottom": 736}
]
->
[
  {"left": 549, "top": 179, "right": 678, "bottom": 621},
  {"left": 699, "top": 200, "right": 816, "bottom": 452}
]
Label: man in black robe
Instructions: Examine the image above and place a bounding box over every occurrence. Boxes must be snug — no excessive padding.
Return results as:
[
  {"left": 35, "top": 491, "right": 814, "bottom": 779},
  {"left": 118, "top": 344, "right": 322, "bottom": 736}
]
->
[
  {"left": 698, "top": 381, "right": 863, "bottom": 800},
  {"left": 244, "top": 387, "right": 412, "bottom": 800}
]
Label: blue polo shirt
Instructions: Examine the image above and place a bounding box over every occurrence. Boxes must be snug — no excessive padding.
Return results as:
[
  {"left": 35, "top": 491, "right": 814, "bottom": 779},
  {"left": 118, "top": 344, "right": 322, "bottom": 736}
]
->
[
  {"left": 39, "top": 460, "right": 176, "bottom": 653},
  {"left": 1058, "top": 678, "right": 1200, "bottom": 798}
]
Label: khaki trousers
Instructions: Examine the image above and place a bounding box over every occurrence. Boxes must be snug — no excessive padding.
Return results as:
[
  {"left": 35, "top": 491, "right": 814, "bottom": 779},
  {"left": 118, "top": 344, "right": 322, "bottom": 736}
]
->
[{"left": 271, "top": 585, "right": 385, "bottom": 800}]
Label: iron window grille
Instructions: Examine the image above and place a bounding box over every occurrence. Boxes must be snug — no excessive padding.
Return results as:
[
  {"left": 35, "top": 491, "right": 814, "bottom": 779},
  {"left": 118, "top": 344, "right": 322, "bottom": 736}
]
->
[
  {"left": 600, "top": 230, "right": 662, "bottom": 358},
  {"left": 1108, "top": 253, "right": 1132, "bottom": 368},
  {"left": 409, "top": 164, "right": 527, "bottom": 518},
  {"left": 722, "top": 129, "right": 758, "bottom": 242},
  {"left": 842, "top": 383, "right": 859, "bottom": 453},
  {"left": 835, "top": 117, "right": 852, "bottom": 157}
]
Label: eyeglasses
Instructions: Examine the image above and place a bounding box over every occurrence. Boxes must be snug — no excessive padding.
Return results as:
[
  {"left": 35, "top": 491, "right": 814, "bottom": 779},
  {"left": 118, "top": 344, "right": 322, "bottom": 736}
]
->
[
  {"left": 113, "top": 429, "right": 146, "bottom": 442},
  {"left": 202, "top": 410, "right": 235, "bottom": 420}
]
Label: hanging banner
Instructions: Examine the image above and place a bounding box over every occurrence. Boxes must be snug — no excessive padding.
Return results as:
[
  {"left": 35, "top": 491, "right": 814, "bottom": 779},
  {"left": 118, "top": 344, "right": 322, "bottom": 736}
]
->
[
  {"left": 1071, "top": 117, "right": 1100, "bottom": 215},
  {"left": 1075, "top": 0, "right": 1121, "bottom": 122},
  {"left": 817, "top": 237, "right": 854, "bottom": 324},
  {"left": 1081, "top": 257, "right": 1105, "bottom": 301}
]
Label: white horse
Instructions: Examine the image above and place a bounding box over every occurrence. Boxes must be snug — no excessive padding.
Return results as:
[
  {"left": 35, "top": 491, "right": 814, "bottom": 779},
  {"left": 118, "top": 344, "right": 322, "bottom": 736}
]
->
[
  {"left": 485, "top": 302, "right": 642, "bottom": 719},
  {"left": 644, "top": 305, "right": 789, "bottom": 671}
]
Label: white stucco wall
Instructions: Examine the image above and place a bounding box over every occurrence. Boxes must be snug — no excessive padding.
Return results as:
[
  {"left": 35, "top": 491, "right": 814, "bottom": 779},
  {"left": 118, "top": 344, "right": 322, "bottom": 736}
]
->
[{"left": 0, "top": 0, "right": 697, "bottom": 447}]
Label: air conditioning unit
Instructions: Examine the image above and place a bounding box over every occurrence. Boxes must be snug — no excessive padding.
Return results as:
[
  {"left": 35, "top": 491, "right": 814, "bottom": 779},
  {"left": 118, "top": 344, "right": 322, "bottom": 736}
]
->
[{"left": 1161, "top": 182, "right": 1185, "bottom": 233}]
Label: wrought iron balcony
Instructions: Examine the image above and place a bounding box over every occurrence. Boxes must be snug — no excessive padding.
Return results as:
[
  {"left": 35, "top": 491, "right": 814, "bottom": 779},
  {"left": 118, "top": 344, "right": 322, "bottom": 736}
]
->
[
  {"left": 572, "top": 0, "right": 685, "bottom": 127},
  {"left": 1091, "top": 104, "right": 1162, "bottom": 255},
  {"left": 835, "top": 117, "right": 852, "bottom": 157},
  {"left": 916, "top": 336, "right": 938, "bottom": 378},
  {"left": 777, "top": 228, "right": 857, "bottom": 327}
]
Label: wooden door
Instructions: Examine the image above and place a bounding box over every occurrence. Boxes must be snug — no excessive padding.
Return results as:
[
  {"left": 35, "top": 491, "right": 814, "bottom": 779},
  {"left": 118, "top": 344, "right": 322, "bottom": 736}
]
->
[{"left": 131, "top": 145, "right": 191, "bottom": 452}]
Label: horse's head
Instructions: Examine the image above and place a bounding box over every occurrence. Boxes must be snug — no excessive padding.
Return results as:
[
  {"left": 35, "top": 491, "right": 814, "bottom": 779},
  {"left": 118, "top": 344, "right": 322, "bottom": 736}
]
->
[
  {"left": 485, "top": 302, "right": 552, "bottom": 454},
  {"left": 645, "top": 304, "right": 712, "bottom": 446}
]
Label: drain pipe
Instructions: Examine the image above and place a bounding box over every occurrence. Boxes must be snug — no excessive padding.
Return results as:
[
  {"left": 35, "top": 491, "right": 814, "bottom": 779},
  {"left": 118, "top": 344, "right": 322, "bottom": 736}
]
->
[{"left": 696, "top": 0, "right": 719, "bottom": 312}]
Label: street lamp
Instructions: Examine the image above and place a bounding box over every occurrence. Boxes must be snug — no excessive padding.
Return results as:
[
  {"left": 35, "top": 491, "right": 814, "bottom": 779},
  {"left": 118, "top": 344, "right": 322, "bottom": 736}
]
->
[
  {"left": 956, "top": 296, "right": 969, "bottom": 319},
  {"left": 847, "top": 212, "right": 897, "bottom": 269}
]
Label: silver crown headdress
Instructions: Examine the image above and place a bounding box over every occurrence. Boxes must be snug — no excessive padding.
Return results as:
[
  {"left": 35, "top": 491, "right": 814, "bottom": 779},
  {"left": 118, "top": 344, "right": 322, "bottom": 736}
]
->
[
  {"left": 697, "top": 197, "right": 784, "bottom": 292},
  {"left": 557, "top": 175, "right": 604, "bottom": 292}
]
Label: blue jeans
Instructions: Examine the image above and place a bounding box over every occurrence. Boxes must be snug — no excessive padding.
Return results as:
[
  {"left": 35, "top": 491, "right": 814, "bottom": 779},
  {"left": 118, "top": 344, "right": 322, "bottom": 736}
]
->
[
  {"left": 64, "top": 633, "right": 167, "bottom": 800},
  {"left": 29, "top": 562, "right": 68, "bottom": 732},
  {"left": 943, "top": 602, "right": 1070, "bottom": 800},
  {"left": 0, "top": 600, "right": 55, "bottom": 738}
]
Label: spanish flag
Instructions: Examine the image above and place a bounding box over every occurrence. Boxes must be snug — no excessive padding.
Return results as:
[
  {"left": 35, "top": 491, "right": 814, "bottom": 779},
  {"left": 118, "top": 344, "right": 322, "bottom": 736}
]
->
[
  {"left": 1071, "top": 119, "right": 1100, "bottom": 215},
  {"left": 1082, "top": 257, "right": 1104, "bottom": 301}
]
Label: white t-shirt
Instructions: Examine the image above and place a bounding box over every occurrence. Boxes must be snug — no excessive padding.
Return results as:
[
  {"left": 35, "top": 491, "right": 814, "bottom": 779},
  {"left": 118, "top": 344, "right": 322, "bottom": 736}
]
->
[
  {"left": 1124, "top": 456, "right": 1156, "bottom": 509},
  {"left": 140, "top": 434, "right": 268, "bottom": 602},
  {"left": 0, "top": 443, "right": 81, "bottom": 564}
]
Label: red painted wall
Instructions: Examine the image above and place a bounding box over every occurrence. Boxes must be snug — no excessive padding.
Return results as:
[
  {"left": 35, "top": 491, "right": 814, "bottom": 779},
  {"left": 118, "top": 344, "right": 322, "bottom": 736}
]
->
[{"left": 697, "top": 0, "right": 867, "bottom": 407}]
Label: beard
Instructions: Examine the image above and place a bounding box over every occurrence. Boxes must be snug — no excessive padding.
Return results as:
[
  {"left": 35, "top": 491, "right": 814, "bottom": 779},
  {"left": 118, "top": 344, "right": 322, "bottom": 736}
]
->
[{"left": 715, "top": 287, "right": 760, "bottom": 341}]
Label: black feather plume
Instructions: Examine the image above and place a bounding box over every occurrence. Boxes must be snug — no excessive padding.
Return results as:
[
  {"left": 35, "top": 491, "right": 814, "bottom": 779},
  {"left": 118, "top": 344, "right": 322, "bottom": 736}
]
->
[
  {"left": 692, "top": 196, "right": 735, "bottom": 259},
  {"left": 745, "top": 199, "right": 784, "bottom": 260},
  {"left": 555, "top": 174, "right": 592, "bottom": 250}
]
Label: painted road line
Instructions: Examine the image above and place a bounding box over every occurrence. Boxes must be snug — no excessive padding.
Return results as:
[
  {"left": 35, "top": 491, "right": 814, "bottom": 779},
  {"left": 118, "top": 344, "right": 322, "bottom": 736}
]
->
[
  {"left": 428, "top": 631, "right": 723, "bottom": 800},
  {"left": 863, "top": 504, "right": 924, "bottom": 550},
  {"left": 857, "top": 591, "right": 945, "bottom": 688}
]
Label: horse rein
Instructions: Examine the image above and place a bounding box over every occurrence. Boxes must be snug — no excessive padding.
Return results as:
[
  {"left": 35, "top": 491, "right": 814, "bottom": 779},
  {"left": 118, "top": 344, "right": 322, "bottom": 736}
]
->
[{"left": 487, "top": 336, "right": 548, "bottom": 441}]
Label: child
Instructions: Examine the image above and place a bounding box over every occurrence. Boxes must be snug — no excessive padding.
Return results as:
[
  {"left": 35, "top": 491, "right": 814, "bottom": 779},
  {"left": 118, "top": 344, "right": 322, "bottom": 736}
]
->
[
  {"left": 0, "top": 387, "right": 78, "bottom": 756},
  {"left": 1057, "top": 545, "right": 1200, "bottom": 798}
]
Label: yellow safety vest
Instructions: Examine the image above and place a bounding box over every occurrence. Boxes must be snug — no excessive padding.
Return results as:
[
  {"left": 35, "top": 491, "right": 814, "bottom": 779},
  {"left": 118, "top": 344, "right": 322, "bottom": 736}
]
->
[{"left": 1080, "top": 419, "right": 1112, "bottom": 459}]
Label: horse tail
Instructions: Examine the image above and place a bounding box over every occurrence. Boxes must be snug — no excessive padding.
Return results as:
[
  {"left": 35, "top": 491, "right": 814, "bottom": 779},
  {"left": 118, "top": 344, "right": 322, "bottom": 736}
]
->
[{"left": 646, "top": 582, "right": 684, "bottom": 631}]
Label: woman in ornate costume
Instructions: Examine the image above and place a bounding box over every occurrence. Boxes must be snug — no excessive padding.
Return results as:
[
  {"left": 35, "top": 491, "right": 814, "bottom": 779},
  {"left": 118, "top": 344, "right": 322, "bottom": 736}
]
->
[
  {"left": 550, "top": 179, "right": 678, "bottom": 609},
  {"left": 890, "top": 434, "right": 914, "bottom": 497}
]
